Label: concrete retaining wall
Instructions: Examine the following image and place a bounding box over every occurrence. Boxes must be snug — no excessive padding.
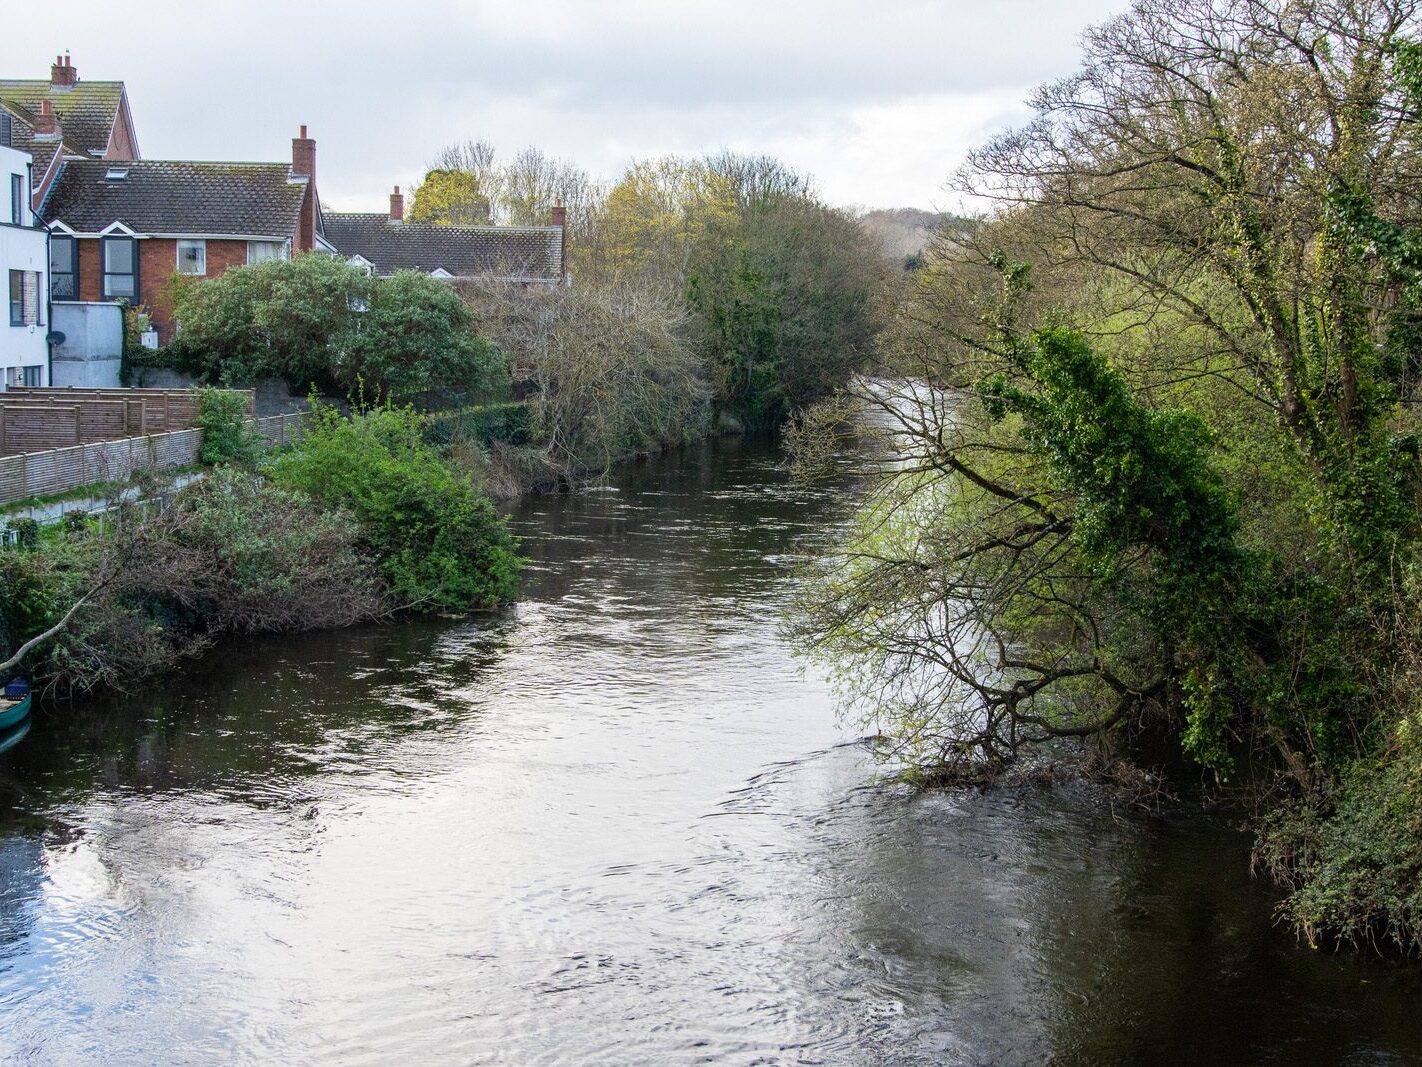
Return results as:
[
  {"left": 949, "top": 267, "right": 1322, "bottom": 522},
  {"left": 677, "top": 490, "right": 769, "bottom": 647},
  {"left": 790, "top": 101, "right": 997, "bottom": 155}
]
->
[{"left": 0, "top": 412, "right": 306, "bottom": 505}]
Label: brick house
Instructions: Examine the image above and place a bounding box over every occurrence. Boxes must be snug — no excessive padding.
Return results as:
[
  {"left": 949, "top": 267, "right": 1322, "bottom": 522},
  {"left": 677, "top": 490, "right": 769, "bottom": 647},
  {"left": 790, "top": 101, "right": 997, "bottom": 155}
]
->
[
  {"left": 40, "top": 127, "right": 324, "bottom": 342},
  {"left": 324, "top": 187, "right": 568, "bottom": 285}
]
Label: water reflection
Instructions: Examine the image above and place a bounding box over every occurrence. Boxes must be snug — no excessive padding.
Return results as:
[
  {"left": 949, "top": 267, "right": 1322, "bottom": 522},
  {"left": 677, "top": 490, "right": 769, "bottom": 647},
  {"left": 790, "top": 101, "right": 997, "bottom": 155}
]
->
[{"left": 0, "top": 435, "right": 1418, "bottom": 1064}]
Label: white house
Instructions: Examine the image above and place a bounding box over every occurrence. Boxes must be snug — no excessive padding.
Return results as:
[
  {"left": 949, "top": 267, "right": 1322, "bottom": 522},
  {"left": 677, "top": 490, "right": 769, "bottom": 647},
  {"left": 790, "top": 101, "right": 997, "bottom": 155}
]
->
[{"left": 1, "top": 141, "right": 48, "bottom": 391}]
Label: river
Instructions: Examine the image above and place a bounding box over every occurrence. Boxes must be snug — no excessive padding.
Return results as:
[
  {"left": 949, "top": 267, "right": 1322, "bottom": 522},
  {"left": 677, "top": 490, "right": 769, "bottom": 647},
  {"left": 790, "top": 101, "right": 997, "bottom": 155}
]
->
[{"left": 0, "top": 435, "right": 1419, "bottom": 1065}]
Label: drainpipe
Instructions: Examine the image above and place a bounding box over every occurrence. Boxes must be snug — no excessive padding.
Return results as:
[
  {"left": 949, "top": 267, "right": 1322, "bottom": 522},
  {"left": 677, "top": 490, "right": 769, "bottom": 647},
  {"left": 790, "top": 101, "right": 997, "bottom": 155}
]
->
[{"left": 32, "top": 161, "right": 54, "bottom": 388}]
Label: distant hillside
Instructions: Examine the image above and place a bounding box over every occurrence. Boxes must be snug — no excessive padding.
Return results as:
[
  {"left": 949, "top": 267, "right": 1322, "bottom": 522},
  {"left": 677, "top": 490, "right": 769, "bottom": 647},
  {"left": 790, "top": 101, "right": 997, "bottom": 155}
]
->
[{"left": 860, "top": 208, "right": 973, "bottom": 264}]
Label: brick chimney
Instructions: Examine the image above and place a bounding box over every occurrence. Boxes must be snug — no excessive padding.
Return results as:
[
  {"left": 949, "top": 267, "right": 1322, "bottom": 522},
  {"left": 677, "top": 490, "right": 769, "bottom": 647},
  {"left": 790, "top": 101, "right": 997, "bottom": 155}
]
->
[
  {"left": 33, "top": 100, "right": 60, "bottom": 138},
  {"left": 389, "top": 185, "right": 404, "bottom": 224},
  {"left": 291, "top": 125, "right": 317, "bottom": 252},
  {"left": 551, "top": 199, "right": 568, "bottom": 282},
  {"left": 50, "top": 53, "right": 77, "bottom": 89},
  {"left": 291, "top": 124, "right": 315, "bottom": 180}
]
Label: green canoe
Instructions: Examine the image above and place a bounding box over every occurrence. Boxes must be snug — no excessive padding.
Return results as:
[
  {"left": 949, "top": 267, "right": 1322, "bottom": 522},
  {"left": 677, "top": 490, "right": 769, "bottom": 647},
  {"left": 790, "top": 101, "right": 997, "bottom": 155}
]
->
[{"left": 0, "top": 693, "right": 32, "bottom": 731}]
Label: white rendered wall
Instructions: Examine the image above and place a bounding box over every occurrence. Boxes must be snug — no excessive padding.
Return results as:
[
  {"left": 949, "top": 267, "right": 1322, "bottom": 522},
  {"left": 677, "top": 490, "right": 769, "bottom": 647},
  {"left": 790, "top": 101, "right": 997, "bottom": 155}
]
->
[{"left": 0, "top": 144, "right": 49, "bottom": 391}]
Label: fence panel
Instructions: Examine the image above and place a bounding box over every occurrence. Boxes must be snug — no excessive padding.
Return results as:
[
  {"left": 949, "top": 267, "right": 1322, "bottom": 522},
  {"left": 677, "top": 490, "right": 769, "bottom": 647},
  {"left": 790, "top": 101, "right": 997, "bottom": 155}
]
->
[{"left": 0, "top": 412, "right": 305, "bottom": 506}]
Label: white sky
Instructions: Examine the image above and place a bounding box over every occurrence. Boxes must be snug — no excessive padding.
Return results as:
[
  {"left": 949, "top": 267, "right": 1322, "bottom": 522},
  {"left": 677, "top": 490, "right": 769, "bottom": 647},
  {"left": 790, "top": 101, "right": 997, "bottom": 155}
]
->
[{"left": 2, "top": 1, "right": 1129, "bottom": 213}]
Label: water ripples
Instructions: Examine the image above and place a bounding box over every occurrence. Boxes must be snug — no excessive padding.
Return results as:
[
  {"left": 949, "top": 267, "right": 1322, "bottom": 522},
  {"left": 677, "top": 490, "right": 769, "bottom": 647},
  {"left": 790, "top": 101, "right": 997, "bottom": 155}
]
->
[{"left": 1, "top": 438, "right": 1419, "bottom": 1064}]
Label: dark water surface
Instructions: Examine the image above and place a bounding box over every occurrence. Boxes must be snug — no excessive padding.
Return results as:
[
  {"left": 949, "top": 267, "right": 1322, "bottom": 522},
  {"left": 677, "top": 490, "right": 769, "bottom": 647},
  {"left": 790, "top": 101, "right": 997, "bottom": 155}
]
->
[{"left": 1, "top": 438, "right": 1420, "bottom": 1065}]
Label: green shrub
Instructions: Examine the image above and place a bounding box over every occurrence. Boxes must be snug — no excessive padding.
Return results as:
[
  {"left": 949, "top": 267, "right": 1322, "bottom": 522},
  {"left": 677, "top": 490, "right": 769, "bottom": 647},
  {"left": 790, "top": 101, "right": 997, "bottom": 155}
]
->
[
  {"left": 4, "top": 518, "right": 39, "bottom": 549},
  {"left": 267, "top": 403, "right": 522, "bottom": 611},
  {"left": 195, "top": 387, "right": 263, "bottom": 467},
  {"left": 423, "top": 402, "right": 532, "bottom": 447},
  {"left": 1256, "top": 714, "right": 1422, "bottom": 953}
]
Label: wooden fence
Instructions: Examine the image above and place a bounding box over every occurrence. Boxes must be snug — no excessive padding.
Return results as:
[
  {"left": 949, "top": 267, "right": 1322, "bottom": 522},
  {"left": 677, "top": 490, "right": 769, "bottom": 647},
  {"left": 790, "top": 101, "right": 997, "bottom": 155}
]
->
[
  {"left": 0, "top": 387, "right": 255, "bottom": 456},
  {"left": 0, "top": 412, "right": 306, "bottom": 506}
]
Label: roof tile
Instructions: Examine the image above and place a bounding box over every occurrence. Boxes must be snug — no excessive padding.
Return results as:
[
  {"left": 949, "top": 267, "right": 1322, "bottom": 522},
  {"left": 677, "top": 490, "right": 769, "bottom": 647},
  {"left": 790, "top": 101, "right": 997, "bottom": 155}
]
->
[
  {"left": 0, "top": 80, "right": 124, "bottom": 159},
  {"left": 43, "top": 159, "right": 307, "bottom": 237},
  {"left": 323, "top": 213, "right": 563, "bottom": 280}
]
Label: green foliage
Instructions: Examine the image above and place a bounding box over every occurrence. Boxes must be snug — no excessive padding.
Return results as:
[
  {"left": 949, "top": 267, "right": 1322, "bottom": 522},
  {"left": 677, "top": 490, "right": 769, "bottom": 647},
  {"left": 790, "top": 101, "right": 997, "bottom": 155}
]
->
[
  {"left": 0, "top": 546, "right": 68, "bottom": 665},
  {"left": 979, "top": 320, "right": 1248, "bottom": 771},
  {"left": 408, "top": 167, "right": 493, "bottom": 226},
  {"left": 268, "top": 403, "right": 523, "bottom": 611},
  {"left": 4, "top": 518, "right": 39, "bottom": 549},
  {"left": 684, "top": 183, "right": 882, "bottom": 427},
  {"left": 195, "top": 387, "right": 262, "bottom": 467},
  {"left": 342, "top": 271, "right": 509, "bottom": 404},
  {"left": 789, "top": 4, "right": 1422, "bottom": 955},
  {"left": 166, "top": 254, "right": 368, "bottom": 389},
  {"left": 583, "top": 152, "right": 882, "bottom": 428},
  {"left": 1257, "top": 711, "right": 1422, "bottom": 953},
  {"left": 423, "top": 401, "right": 531, "bottom": 448},
  {"left": 980, "top": 326, "right": 1239, "bottom": 580},
  {"left": 166, "top": 256, "right": 506, "bottom": 403}
]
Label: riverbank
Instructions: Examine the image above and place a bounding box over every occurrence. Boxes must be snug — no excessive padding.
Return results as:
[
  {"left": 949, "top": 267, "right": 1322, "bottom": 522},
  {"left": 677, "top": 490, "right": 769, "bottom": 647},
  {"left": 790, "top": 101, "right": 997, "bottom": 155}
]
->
[{"left": 0, "top": 404, "right": 521, "bottom": 697}]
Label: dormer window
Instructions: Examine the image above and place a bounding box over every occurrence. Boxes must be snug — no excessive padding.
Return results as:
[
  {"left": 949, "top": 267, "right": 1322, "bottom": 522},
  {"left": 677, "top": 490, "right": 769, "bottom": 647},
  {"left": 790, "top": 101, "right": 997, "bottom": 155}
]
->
[{"left": 105, "top": 167, "right": 129, "bottom": 182}]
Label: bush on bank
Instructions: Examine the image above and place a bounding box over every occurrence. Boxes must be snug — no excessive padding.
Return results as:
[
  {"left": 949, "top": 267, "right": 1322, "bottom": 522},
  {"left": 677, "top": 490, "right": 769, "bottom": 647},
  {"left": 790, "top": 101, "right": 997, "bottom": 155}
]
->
[
  {"left": 266, "top": 403, "right": 522, "bottom": 612},
  {"left": 0, "top": 405, "right": 523, "bottom": 694}
]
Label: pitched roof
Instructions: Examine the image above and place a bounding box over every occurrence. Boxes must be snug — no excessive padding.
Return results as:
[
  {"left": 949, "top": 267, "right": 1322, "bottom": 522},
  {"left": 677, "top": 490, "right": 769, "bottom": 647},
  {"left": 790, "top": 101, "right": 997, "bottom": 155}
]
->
[
  {"left": 0, "top": 80, "right": 126, "bottom": 159},
  {"left": 42, "top": 160, "right": 309, "bottom": 237},
  {"left": 323, "top": 213, "right": 564, "bottom": 280}
]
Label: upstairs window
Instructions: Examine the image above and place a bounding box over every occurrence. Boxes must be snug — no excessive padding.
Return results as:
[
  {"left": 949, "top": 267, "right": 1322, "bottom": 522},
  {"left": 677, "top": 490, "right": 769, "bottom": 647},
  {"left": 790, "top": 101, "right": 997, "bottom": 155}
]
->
[
  {"left": 102, "top": 236, "right": 137, "bottom": 300},
  {"left": 9, "top": 173, "right": 21, "bottom": 225},
  {"left": 246, "top": 240, "right": 288, "bottom": 265},
  {"left": 49, "top": 235, "right": 76, "bottom": 298},
  {"left": 176, "top": 239, "right": 206, "bottom": 276},
  {"left": 8, "top": 270, "right": 41, "bottom": 326}
]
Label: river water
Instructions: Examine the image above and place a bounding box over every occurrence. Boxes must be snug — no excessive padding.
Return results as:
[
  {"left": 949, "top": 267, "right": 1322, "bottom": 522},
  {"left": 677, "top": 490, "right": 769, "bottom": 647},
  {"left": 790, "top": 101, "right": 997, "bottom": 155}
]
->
[{"left": 0, "top": 436, "right": 1419, "bottom": 1065}]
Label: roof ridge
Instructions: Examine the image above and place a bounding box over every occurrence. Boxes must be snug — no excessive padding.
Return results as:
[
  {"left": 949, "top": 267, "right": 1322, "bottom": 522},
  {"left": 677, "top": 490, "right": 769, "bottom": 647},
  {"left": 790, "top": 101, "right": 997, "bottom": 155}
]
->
[
  {"left": 72, "top": 158, "right": 290, "bottom": 167},
  {"left": 325, "top": 212, "right": 558, "bottom": 234},
  {"left": 0, "top": 79, "right": 126, "bottom": 87}
]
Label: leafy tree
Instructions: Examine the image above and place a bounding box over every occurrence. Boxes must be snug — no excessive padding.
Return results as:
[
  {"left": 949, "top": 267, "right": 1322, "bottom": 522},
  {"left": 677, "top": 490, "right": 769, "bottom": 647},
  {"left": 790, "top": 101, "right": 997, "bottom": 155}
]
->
[
  {"left": 792, "top": 0, "right": 1422, "bottom": 949},
  {"left": 408, "top": 167, "right": 493, "bottom": 226},
  {"left": 167, "top": 256, "right": 506, "bottom": 403},
  {"left": 342, "top": 271, "right": 508, "bottom": 404}
]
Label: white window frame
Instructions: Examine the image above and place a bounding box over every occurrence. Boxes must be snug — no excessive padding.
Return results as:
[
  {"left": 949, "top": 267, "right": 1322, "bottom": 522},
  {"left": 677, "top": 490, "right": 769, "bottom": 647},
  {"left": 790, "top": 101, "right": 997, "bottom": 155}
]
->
[
  {"left": 246, "top": 239, "right": 289, "bottom": 265},
  {"left": 176, "top": 239, "right": 207, "bottom": 276},
  {"left": 8, "top": 270, "right": 41, "bottom": 327}
]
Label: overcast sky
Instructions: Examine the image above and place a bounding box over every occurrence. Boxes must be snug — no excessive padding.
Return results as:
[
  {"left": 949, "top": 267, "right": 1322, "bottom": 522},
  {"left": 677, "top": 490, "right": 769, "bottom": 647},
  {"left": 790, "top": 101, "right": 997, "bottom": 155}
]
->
[{"left": 3, "top": 1, "right": 1128, "bottom": 213}]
